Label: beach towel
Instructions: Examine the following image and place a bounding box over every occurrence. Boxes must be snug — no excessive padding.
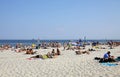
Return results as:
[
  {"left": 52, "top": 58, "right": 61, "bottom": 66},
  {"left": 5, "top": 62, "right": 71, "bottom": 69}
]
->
[{"left": 101, "top": 63, "right": 118, "bottom": 66}]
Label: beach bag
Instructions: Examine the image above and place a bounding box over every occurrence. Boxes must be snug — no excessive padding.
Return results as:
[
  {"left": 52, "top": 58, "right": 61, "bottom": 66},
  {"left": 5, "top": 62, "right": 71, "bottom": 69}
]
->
[
  {"left": 94, "top": 57, "right": 101, "bottom": 60},
  {"left": 99, "top": 58, "right": 104, "bottom": 63}
]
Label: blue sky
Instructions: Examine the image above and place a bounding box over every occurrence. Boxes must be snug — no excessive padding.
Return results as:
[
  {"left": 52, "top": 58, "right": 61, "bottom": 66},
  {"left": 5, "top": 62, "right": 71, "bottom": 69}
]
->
[{"left": 0, "top": 0, "right": 120, "bottom": 39}]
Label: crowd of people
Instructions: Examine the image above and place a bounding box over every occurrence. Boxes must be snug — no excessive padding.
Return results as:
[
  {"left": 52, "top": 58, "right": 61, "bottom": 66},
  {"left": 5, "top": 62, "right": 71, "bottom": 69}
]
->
[
  {"left": 0, "top": 44, "right": 11, "bottom": 51},
  {"left": 0, "top": 41, "right": 120, "bottom": 62},
  {"left": 30, "top": 48, "right": 61, "bottom": 59}
]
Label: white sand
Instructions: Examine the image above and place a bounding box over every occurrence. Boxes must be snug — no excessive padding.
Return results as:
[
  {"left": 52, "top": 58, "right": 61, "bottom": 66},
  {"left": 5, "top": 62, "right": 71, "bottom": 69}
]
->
[{"left": 0, "top": 45, "right": 120, "bottom": 77}]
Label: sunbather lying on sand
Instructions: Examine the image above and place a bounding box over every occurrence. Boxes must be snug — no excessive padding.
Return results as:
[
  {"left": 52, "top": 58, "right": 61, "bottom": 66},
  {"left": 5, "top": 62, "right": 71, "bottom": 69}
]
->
[
  {"left": 30, "top": 52, "right": 52, "bottom": 59},
  {"left": 29, "top": 48, "right": 61, "bottom": 59},
  {"left": 75, "top": 50, "right": 90, "bottom": 55}
]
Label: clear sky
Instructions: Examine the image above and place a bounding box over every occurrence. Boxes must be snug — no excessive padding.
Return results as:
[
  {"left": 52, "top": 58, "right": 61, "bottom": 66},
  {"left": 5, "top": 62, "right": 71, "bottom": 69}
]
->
[{"left": 0, "top": 0, "right": 120, "bottom": 40}]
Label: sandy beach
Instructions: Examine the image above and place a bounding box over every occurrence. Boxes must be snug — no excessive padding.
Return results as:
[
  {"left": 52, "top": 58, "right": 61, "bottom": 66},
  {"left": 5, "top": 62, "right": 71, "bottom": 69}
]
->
[
  {"left": 0, "top": 45, "right": 120, "bottom": 77},
  {"left": 1, "top": 0, "right": 120, "bottom": 77}
]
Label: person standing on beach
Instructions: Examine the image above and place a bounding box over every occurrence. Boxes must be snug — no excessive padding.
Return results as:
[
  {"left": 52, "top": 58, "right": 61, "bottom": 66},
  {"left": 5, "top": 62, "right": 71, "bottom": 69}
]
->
[{"left": 63, "top": 42, "right": 67, "bottom": 50}]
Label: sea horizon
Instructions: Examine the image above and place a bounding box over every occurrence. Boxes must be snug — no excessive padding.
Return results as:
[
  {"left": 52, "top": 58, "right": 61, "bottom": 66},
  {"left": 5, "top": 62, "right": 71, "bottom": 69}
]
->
[
  {"left": 0, "top": 39, "right": 120, "bottom": 46},
  {"left": 0, "top": 38, "right": 120, "bottom": 40}
]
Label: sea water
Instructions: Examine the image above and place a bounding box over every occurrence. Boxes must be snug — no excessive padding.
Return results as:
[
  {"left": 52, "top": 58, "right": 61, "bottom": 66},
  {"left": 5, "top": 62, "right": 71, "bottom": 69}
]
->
[{"left": 0, "top": 39, "right": 120, "bottom": 46}]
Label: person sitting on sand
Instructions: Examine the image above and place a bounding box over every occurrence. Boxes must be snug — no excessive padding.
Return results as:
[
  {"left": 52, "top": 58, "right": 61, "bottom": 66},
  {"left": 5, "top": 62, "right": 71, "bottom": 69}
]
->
[
  {"left": 51, "top": 49, "right": 56, "bottom": 56},
  {"left": 46, "top": 52, "right": 53, "bottom": 58},
  {"left": 56, "top": 48, "right": 61, "bottom": 55},
  {"left": 103, "top": 51, "right": 115, "bottom": 62},
  {"left": 26, "top": 49, "right": 36, "bottom": 54},
  {"left": 50, "top": 48, "right": 61, "bottom": 57},
  {"left": 29, "top": 49, "right": 61, "bottom": 59}
]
